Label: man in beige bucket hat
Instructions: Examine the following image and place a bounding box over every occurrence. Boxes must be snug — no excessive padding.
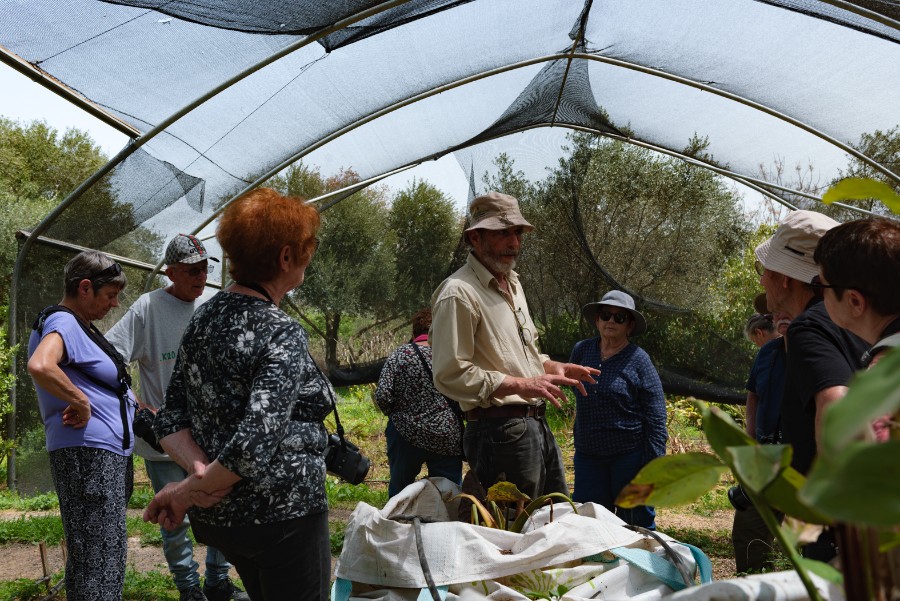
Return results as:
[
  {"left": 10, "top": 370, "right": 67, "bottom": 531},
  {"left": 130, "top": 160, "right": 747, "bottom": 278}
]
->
[
  {"left": 754, "top": 210, "right": 866, "bottom": 562},
  {"left": 431, "top": 191, "right": 599, "bottom": 500}
]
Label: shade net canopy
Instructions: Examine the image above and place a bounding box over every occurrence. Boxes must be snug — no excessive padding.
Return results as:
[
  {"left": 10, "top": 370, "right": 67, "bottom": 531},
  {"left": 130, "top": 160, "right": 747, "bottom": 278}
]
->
[{"left": 2, "top": 0, "right": 899, "bottom": 412}]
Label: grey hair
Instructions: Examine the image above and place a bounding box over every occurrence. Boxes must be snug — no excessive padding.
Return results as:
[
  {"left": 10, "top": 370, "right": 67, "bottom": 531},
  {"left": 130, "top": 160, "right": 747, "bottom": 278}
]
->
[
  {"left": 743, "top": 312, "right": 774, "bottom": 341},
  {"left": 63, "top": 250, "right": 127, "bottom": 297}
]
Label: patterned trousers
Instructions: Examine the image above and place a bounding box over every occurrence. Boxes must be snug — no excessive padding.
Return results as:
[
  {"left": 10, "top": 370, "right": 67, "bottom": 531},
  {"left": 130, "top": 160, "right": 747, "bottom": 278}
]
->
[{"left": 50, "top": 446, "right": 133, "bottom": 601}]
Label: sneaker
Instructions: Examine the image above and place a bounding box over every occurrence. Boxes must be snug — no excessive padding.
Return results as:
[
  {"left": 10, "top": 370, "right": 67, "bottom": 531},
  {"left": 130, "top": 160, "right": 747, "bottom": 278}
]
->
[
  {"left": 203, "top": 578, "right": 250, "bottom": 601},
  {"left": 179, "top": 586, "right": 209, "bottom": 601}
]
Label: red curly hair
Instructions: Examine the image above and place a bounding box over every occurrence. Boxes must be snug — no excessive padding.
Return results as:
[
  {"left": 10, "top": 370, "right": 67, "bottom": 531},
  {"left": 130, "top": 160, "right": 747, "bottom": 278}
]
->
[{"left": 217, "top": 188, "right": 320, "bottom": 283}]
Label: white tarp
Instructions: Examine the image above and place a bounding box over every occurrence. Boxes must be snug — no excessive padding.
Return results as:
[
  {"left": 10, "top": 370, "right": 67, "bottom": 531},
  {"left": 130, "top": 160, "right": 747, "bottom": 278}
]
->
[{"left": 332, "top": 478, "right": 844, "bottom": 601}]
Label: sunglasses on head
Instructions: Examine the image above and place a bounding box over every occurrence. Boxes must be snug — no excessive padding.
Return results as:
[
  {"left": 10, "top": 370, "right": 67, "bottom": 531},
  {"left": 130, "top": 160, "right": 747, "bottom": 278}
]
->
[
  {"left": 90, "top": 262, "right": 122, "bottom": 281},
  {"left": 598, "top": 310, "right": 629, "bottom": 324}
]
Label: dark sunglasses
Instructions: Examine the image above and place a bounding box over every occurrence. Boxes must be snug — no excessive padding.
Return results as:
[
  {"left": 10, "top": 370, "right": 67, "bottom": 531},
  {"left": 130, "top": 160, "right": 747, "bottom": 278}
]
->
[
  {"left": 598, "top": 310, "right": 629, "bottom": 324},
  {"left": 90, "top": 262, "right": 122, "bottom": 281}
]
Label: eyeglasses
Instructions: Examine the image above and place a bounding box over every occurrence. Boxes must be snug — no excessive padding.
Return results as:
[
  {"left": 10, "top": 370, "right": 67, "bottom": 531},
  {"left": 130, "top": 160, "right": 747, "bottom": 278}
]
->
[
  {"left": 598, "top": 310, "right": 629, "bottom": 324},
  {"left": 176, "top": 264, "right": 214, "bottom": 277},
  {"left": 809, "top": 274, "right": 846, "bottom": 292},
  {"left": 754, "top": 261, "right": 766, "bottom": 277},
  {"left": 514, "top": 306, "right": 534, "bottom": 348}
]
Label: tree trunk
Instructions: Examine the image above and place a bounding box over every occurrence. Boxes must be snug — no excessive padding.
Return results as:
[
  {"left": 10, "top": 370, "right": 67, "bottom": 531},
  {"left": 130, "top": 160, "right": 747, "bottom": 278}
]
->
[{"left": 324, "top": 312, "right": 341, "bottom": 371}]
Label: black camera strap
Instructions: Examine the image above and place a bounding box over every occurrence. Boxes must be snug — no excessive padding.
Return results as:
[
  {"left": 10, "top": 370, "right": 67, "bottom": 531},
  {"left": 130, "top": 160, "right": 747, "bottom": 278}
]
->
[
  {"left": 235, "top": 281, "right": 350, "bottom": 443},
  {"left": 33, "top": 305, "right": 134, "bottom": 449}
]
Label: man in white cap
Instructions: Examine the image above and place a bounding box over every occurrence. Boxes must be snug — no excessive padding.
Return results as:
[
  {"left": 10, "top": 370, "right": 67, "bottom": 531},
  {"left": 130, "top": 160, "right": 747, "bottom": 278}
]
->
[
  {"left": 754, "top": 210, "right": 866, "bottom": 561},
  {"left": 431, "top": 192, "right": 599, "bottom": 500},
  {"left": 107, "top": 235, "right": 248, "bottom": 601}
]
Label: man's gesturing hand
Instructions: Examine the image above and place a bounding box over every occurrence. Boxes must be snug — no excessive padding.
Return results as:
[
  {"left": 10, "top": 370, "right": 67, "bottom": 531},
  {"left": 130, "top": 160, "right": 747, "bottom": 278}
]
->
[
  {"left": 497, "top": 373, "right": 582, "bottom": 408},
  {"left": 543, "top": 360, "right": 600, "bottom": 396}
]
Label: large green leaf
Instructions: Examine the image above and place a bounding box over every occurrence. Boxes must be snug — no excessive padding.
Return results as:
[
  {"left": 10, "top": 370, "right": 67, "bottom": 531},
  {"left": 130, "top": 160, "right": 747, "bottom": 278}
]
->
[
  {"left": 801, "top": 441, "right": 900, "bottom": 528},
  {"left": 762, "top": 467, "right": 832, "bottom": 525},
  {"left": 820, "top": 348, "right": 900, "bottom": 459},
  {"left": 821, "top": 177, "right": 900, "bottom": 214},
  {"left": 697, "top": 401, "right": 754, "bottom": 461},
  {"left": 796, "top": 558, "right": 844, "bottom": 585},
  {"left": 727, "top": 444, "right": 791, "bottom": 493},
  {"left": 616, "top": 452, "right": 727, "bottom": 508}
]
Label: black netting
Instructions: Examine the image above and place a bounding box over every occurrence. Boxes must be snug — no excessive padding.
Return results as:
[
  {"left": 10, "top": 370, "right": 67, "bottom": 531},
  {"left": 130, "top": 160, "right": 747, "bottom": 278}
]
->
[
  {"left": 756, "top": 0, "right": 900, "bottom": 43},
  {"left": 3, "top": 0, "right": 900, "bottom": 430}
]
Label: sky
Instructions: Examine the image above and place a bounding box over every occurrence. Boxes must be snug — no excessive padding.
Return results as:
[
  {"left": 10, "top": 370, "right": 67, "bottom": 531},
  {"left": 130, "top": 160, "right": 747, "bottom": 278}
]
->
[{"left": 0, "top": 66, "right": 473, "bottom": 209}]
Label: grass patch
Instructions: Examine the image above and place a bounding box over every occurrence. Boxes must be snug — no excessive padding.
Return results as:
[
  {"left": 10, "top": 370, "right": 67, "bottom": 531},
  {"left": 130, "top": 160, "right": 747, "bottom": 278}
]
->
[
  {"left": 0, "top": 515, "right": 65, "bottom": 544},
  {"left": 122, "top": 567, "right": 180, "bottom": 600},
  {"left": 0, "top": 575, "right": 53, "bottom": 601},
  {"left": 0, "top": 490, "right": 59, "bottom": 511},
  {"left": 659, "top": 526, "right": 733, "bottom": 559},
  {"left": 326, "top": 477, "right": 387, "bottom": 509},
  {"left": 128, "top": 485, "right": 154, "bottom": 509},
  {"left": 330, "top": 520, "right": 347, "bottom": 556}
]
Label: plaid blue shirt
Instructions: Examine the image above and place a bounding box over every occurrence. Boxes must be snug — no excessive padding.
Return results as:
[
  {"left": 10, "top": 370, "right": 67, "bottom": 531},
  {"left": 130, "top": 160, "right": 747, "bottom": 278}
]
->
[{"left": 569, "top": 338, "right": 667, "bottom": 458}]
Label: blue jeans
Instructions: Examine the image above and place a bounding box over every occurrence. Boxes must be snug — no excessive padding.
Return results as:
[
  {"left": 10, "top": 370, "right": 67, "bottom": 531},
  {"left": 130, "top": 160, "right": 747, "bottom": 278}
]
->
[
  {"left": 463, "top": 416, "right": 568, "bottom": 501},
  {"left": 145, "top": 460, "right": 232, "bottom": 590},
  {"left": 385, "top": 420, "right": 462, "bottom": 497},
  {"left": 573, "top": 448, "right": 657, "bottom": 529}
]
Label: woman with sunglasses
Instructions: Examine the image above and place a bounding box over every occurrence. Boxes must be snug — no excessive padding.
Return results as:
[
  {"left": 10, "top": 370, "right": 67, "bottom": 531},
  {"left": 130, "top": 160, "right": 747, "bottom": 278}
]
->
[
  {"left": 27, "top": 251, "right": 135, "bottom": 600},
  {"left": 568, "top": 290, "right": 666, "bottom": 529}
]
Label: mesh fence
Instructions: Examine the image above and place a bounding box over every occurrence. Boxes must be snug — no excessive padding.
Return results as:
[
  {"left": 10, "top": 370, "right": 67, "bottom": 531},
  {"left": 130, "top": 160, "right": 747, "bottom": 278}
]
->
[{"left": 3, "top": 0, "right": 899, "bottom": 477}]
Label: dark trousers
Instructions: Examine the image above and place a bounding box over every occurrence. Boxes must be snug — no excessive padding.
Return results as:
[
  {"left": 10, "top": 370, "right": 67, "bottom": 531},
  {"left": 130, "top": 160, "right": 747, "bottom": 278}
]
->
[
  {"left": 732, "top": 504, "right": 781, "bottom": 573},
  {"left": 463, "top": 415, "right": 568, "bottom": 501},
  {"left": 385, "top": 419, "right": 463, "bottom": 497},
  {"left": 573, "top": 448, "right": 656, "bottom": 529},
  {"left": 50, "top": 447, "right": 133, "bottom": 601},
  {"left": 192, "top": 511, "right": 330, "bottom": 601}
]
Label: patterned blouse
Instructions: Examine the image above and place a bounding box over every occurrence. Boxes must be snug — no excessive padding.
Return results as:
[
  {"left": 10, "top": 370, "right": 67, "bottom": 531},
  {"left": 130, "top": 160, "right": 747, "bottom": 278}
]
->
[
  {"left": 375, "top": 343, "right": 463, "bottom": 456},
  {"left": 569, "top": 338, "right": 667, "bottom": 459},
  {"left": 155, "top": 291, "right": 331, "bottom": 527}
]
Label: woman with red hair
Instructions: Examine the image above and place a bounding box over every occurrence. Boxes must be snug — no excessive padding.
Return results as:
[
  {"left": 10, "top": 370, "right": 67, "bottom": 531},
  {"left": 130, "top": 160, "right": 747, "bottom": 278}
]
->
[{"left": 145, "top": 188, "right": 331, "bottom": 600}]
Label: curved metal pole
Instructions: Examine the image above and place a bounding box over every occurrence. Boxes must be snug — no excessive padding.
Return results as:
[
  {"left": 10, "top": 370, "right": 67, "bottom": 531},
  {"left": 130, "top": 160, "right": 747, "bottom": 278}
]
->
[
  {"left": 189, "top": 48, "right": 897, "bottom": 241},
  {"left": 816, "top": 0, "right": 900, "bottom": 31},
  {"left": 4, "top": 0, "right": 414, "bottom": 490}
]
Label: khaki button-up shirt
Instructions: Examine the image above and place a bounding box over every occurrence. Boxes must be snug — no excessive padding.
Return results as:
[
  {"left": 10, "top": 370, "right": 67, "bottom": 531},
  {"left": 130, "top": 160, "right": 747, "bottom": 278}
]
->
[{"left": 430, "top": 253, "right": 549, "bottom": 412}]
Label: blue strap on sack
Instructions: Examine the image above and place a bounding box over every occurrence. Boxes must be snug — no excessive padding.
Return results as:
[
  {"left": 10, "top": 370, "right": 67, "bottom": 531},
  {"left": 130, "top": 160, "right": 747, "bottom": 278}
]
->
[{"left": 609, "top": 543, "right": 713, "bottom": 591}]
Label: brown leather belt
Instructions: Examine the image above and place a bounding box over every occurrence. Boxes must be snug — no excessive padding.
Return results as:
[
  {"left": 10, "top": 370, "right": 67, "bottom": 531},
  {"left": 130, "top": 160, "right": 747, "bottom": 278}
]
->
[{"left": 466, "top": 403, "right": 546, "bottom": 422}]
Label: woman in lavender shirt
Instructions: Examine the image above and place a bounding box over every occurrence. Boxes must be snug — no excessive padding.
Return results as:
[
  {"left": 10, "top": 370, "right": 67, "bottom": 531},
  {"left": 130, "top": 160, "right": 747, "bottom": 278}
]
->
[{"left": 28, "top": 251, "right": 135, "bottom": 601}]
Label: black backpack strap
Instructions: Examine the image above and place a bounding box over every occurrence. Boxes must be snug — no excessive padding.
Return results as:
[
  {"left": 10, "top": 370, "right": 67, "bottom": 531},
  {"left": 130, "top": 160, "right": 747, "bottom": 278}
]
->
[{"left": 33, "top": 305, "right": 134, "bottom": 449}]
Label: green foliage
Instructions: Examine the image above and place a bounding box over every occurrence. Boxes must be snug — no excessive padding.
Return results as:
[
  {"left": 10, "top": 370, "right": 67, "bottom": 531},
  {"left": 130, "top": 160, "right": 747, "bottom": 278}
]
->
[
  {"left": 836, "top": 126, "right": 900, "bottom": 215},
  {"left": 618, "top": 453, "right": 727, "bottom": 509},
  {"left": 128, "top": 485, "right": 155, "bottom": 510},
  {"left": 389, "top": 179, "right": 460, "bottom": 313},
  {"left": 330, "top": 520, "right": 347, "bottom": 556},
  {"left": 326, "top": 477, "right": 388, "bottom": 508},
  {"left": 823, "top": 177, "right": 900, "bottom": 213},
  {"left": 270, "top": 164, "right": 397, "bottom": 368},
  {"left": 0, "top": 515, "right": 65, "bottom": 544},
  {"left": 0, "top": 491, "right": 58, "bottom": 511},
  {"left": 0, "top": 575, "right": 50, "bottom": 601},
  {"left": 658, "top": 526, "right": 733, "bottom": 560},
  {"left": 122, "top": 567, "right": 181, "bottom": 601}
]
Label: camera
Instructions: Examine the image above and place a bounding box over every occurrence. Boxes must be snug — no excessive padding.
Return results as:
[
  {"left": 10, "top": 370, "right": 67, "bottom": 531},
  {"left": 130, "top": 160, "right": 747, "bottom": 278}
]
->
[
  {"left": 132, "top": 408, "right": 164, "bottom": 453},
  {"left": 727, "top": 484, "right": 754, "bottom": 511},
  {"left": 324, "top": 433, "right": 370, "bottom": 485}
]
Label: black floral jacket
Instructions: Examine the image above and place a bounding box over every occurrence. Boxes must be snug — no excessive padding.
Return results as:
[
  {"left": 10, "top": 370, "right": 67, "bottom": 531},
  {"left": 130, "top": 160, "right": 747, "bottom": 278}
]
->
[{"left": 155, "top": 292, "right": 331, "bottom": 526}]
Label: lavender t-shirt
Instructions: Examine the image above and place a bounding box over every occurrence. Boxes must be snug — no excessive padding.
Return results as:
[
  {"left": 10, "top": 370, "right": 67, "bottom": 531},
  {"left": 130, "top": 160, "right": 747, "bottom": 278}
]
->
[{"left": 28, "top": 311, "right": 135, "bottom": 456}]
